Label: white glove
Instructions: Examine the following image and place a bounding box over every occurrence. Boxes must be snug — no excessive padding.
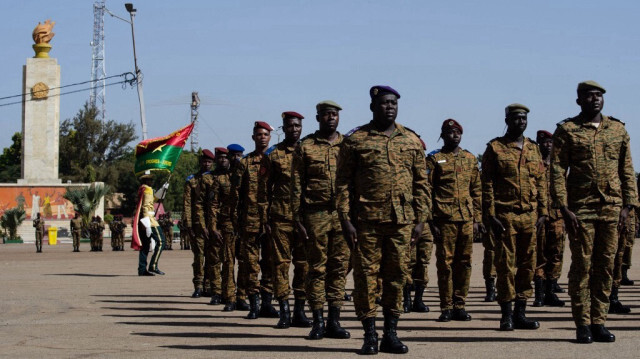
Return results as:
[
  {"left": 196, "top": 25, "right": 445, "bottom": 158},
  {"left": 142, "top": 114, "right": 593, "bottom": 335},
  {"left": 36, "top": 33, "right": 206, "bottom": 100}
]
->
[
  {"left": 140, "top": 217, "right": 152, "bottom": 238},
  {"left": 154, "top": 182, "right": 170, "bottom": 199}
]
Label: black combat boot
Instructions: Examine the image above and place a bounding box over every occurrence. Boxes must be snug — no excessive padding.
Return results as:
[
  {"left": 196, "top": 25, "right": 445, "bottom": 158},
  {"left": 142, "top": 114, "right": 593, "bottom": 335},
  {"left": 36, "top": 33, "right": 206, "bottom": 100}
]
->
[
  {"left": 402, "top": 285, "right": 411, "bottom": 313},
  {"left": 438, "top": 309, "right": 452, "bottom": 322},
  {"left": 245, "top": 293, "right": 259, "bottom": 319},
  {"left": 590, "top": 324, "right": 615, "bottom": 342},
  {"left": 259, "top": 291, "right": 280, "bottom": 318},
  {"left": 222, "top": 300, "right": 236, "bottom": 312},
  {"left": 552, "top": 279, "right": 566, "bottom": 293},
  {"left": 325, "top": 306, "right": 350, "bottom": 339},
  {"left": 209, "top": 294, "right": 222, "bottom": 305},
  {"left": 291, "top": 298, "right": 312, "bottom": 327},
  {"left": 499, "top": 301, "right": 514, "bottom": 331},
  {"left": 543, "top": 279, "right": 565, "bottom": 307},
  {"left": 307, "top": 308, "right": 325, "bottom": 340},
  {"left": 608, "top": 286, "right": 631, "bottom": 314},
  {"left": 379, "top": 311, "right": 408, "bottom": 354},
  {"left": 412, "top": 285, "right": 429, "bottom": 312},
  {"left": 452, "top": 307, "right": 472, "bottom": 321},
  {"left": 236, "top": 298, "right": 250, "bottom": 311},
  {"left": 532, "top": 277, "right": 544, "bottom": 307},
  {"left": 191, "top": 288, "right": 203, "bottom": 298},
  {"left": 621, "top": 267, "right": 634, "bottom": 286},
  {"left": 360, "top": 317, "right": 378, "bottom": 355},
  {"left": 513, "top": 300, "right": 539, "bottom": 330},
  {"left": 344, "top": 292, "right": 352, "bottom": 301},
  {"left": 484, "top": 278, "right": 496, "bottom": 302},
  {"left": 276, "top": 299, "right": 291, "bottom": 329},
  {"left": 576, "top": 325, "right": 593, "bottom": 344}
]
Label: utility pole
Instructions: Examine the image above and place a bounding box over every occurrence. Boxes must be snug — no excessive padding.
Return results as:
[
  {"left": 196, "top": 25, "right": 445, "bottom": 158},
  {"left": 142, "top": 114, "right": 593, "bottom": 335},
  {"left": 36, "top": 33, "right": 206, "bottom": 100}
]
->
[
  {"left": 90, "top": 0, "right": 106, "bottom": 122},
  {"left": 190, "top": 92, "right": 200, "bottom": 151},
  {"left": 125, "top": 3, "right": 147, "bottom": 140}
]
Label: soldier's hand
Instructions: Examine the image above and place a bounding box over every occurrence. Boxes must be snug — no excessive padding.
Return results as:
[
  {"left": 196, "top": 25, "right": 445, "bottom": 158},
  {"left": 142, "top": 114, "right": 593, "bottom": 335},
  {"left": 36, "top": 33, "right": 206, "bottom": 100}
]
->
[
  {"left": 473, "top": 222, "right": 486, "bottom": 236},
  {"left": 618, "top": 206, "right": 631, "bottom": 234},
  {"left": 535, "top": 216, "right": 548, "bottom": 236},
  {"left": 490, "top": 216, "right": 506, "bottom": 234},
  {"left": 295, "top": 220, "right": 308, "bottom": 241},
  {"left": 411, "top": 222, "right": 424, "bottom": 244},
  {"left": 560, "top": 207, "right": 579, "bottom": 237},
  {"left": 341, "top": 220, "right": 357, "bottom": 249}
]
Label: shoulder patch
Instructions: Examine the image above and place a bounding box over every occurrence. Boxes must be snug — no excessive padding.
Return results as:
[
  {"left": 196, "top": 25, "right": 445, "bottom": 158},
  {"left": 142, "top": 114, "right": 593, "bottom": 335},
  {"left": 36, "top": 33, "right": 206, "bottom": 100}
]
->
[
  {"left": 265, "top": 144, "right": 277, "bottom": 156},
  {"left": 608, "top": 116, "right": 625, "bottom": 125},
  {"left": 556, "top": 117, "right": 572, "bottom": 126},
  {"left": 186, "top": 174, "right": 195, "bottom": 182},
  {"left": 345, "top": 126, "right": 362, "bottom": 137},
  {"left": 403, "top": 126, "right": 420, "bottom": 138},
  {"left": 427, "top": 149, "right": 441, "bottom": 157},
  {"left": 487, "top": 137, "right": 500, "bottom": 146}
]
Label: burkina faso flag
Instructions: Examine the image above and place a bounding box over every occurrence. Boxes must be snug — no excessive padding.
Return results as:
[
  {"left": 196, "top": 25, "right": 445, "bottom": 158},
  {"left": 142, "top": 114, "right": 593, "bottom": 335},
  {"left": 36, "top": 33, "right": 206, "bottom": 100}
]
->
[{"left": 134, "top": 123, "right": 195, "bottom": 175}]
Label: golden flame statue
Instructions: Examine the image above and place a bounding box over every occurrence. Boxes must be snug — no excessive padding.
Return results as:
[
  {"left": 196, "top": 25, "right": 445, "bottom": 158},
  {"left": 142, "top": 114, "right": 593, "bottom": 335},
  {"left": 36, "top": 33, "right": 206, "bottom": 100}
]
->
[{"left": 32, "top": 20, "right": 55, "bottom": 58}]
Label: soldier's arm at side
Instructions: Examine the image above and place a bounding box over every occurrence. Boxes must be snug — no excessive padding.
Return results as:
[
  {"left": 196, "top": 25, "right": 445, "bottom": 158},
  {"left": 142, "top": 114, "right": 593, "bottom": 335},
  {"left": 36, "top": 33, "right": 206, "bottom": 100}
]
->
[
  {"left": 336, "top": 138, "right": 357, "bottom": 246},
  {"left": 550, "top": 126, "right": 578, "bottom": 235},
  {"left": 619, "top": 130, "right": 638, "bottom": 208},
  {"left": 291, "top": 146, "right": 308, "bottom": 239},
  {"left": 534, "top": 146, "right": 549, "bottom": 218},
  {"left": 481, "top": 144, "right": 504, "bottom": 233},
  {"left": 470, "top": 155, "right": 485, "bottom": 233},
  {"left": 183, "top": 180, "right": 192, "bottom": 229}
]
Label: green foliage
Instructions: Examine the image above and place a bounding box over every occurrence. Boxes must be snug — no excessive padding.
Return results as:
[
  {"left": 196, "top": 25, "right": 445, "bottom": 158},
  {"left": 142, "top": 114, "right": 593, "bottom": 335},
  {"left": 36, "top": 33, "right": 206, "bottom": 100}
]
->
[
  {"left": 0, "top": 133, "right": 22, "bottom": 182},
  {"left": 1, "top": 207, "right": 26, "bottom": 240},
  {"left": 59, "top": 102, "right": 137, "bottom": 187},
  {"left": 63, "top": 183, "right": 110, "bottom": 227},
  {"left": 104, "top": 213, "right": 114, "bottom": 224}
]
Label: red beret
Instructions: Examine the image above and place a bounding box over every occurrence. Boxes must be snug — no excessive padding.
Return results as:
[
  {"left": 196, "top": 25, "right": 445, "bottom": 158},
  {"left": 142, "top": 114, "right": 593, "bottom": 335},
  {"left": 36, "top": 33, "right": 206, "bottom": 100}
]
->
[
  {"left": 214, "top": 147, "right": 228, "bottom": 155},
  {"left": 419, "top": 138, "right": 426, "bottom": 151},
  {"left": 441, "top": 119, "right": 463, "bottom": 134},
  {"left": 282, "top": 111, "right": 304, "bottom": 120},
  {"left": 536, "top": 130, "right": 553, "bottom": 142},
  {"left": 254, "top": 121, "right": 274, "bottom": 131},
  {"left": 201, "top": 149, "right": 215, "bottom": 160}
]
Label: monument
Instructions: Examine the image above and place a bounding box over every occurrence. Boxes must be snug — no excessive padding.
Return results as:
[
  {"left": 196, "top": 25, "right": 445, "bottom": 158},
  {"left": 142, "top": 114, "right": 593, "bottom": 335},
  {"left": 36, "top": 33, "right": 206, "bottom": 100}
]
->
[{"left": 19, "top": 20, "right": 61, "bottom": 184}]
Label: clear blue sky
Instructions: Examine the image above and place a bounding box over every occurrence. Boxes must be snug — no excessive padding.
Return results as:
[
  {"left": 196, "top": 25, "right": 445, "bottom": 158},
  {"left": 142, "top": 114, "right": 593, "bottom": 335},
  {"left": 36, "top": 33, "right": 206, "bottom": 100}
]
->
[{"left": 1, "top": 1, "right": 639, "bottom": 167}]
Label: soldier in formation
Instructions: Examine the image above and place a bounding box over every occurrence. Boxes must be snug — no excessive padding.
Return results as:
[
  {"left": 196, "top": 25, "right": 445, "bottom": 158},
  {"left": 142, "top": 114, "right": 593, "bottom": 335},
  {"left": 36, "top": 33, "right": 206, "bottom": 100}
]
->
[
  {"left": 178, "top": 219, "right": 190, "bottom": 250},
  {"left": 70, "top": 212, "right": 83, "bottom": 252},
  {"left": 109, "top": 215, "right": 126, "bottom": 251},
  {"left": 159, "top": 213, "right": 174, "bottom": 250},
  {"left": 33, "top": 212, "right": 45, "bottom": 253}
]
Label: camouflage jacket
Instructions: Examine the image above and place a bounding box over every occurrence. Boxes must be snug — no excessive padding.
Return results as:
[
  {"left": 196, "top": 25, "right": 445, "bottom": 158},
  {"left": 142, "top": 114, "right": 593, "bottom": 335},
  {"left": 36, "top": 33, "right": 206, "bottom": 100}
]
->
[
  {"left": 230, "top": 150, "right": 271, "bottom": 233},
  {"left": 481, "top": 136, "right": 548, "bottom": 217},
  {"left": 542, "top": 160, "right": 563, "bottom": 220},
  {"left": 292, "top": 131, "right": 344, "bottom": 221},
  {"left": 551, "top": 114, "right": 637, "bottom": 219},
  {"left": 70, "top": 217, "right": 83, "bottom": 233},
  {"left": 426, "top": 148, "right": 482, "bottom": 223},
  {"left": 183, "top": 171, "right": 210, "bottom": 229},
  {"left": 206, "top": 167, "right": 234, "bottom": 230},
  {"left": 268, "top": 142, "right": 297, "bottom": 221},
  {"left": 33, "top": 218, "right": 45, "bottom": 233},
  {"left": 336, "top": 122, "right": 430, "bottom": 224}
]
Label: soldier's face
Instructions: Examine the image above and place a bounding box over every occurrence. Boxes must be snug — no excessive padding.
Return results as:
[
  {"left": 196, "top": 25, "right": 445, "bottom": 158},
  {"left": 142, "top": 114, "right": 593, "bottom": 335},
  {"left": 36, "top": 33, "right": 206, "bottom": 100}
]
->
[
  {"left": 370, "top": 94, "right": 398, "bottom": 125},
  {"left": 200, "top": 158, "right": 214, "bottom": 172},
  {"left": 441, "top": 128, "right": 461, "bottom": 148},
  {"left": 252, "top": 128, "right": 271, "bottom": 150},
  {"left": 577, "top": 90, "right": 604, "bottom": 114},
  {"left": 283, "top": 117, "right": 302, "bottom": 142},
  {"left": 317, "top": 108, "right": 340, "bottom": 133},
  {"left": 216, "top": 153, "right": 230, "bottom": 169},
  {"left": 505, "top": 112, "right": 527, "bottom": 135},
  {"left": 538, "top": 138, "right": 552, "bottom": 157}
]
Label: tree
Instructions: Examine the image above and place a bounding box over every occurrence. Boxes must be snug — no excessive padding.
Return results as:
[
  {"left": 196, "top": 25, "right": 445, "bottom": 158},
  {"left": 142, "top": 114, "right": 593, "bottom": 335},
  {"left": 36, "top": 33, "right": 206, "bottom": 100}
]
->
[
  {"left": 63, "top": 183, "right": 110, "bottom": 231},
  {"left": 0, "top": 132, "right": 22, "bottom": 182},
  {"left": 1, "top": 207, "right": 26, "bottom": 240},
  {"left": 59, "top": 102, "right": 137, "bottom": 187}
]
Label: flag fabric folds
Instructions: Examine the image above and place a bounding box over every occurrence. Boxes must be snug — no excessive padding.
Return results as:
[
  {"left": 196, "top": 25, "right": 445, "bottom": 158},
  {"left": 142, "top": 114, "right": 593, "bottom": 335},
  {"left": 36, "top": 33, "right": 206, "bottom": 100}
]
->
[{"left": 134, "top": 123, "right": 195, "bottom": 176}]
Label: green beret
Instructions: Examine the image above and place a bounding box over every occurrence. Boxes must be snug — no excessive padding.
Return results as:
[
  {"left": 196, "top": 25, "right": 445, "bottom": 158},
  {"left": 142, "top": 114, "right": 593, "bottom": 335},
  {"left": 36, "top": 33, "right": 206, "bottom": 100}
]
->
[
  {"left": 316, "top": 100, "right": 342, "bottom": 112},
  {"left": 577, "top": 80, "right": 606, "bottom": 94},
  {"left": 505, "top": 103, "right": 530, "bottom": 116}
]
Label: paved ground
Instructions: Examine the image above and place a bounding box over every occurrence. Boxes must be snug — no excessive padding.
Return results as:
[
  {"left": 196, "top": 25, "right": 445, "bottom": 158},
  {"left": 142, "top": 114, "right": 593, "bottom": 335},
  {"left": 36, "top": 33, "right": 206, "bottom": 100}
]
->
[{"left": 1, "top": 241, "right": 639, "bottom": 359}]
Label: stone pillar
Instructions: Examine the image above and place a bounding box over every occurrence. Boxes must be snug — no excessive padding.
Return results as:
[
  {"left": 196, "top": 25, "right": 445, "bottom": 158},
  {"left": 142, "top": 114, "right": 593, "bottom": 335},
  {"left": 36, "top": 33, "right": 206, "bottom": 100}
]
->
[{"left": 19, "top": 57, "right": 61, "bottom": 184}]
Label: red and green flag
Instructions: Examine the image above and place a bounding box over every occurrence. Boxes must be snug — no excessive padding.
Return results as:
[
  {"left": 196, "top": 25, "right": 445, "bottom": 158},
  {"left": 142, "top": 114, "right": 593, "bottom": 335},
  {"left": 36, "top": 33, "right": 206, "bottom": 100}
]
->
[{"left": 134, "top": 123, "right": 195, "bottom": 175}]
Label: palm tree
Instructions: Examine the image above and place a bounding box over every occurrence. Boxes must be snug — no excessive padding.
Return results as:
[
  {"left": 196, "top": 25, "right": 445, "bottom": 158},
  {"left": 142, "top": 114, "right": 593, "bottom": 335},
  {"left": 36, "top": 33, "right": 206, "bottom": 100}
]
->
[
  {"left": 63, "top": 183, "right": 110, "bottom": 234},
  {"left": 1, "top": 207, "right": 27, "bottom": 241}
]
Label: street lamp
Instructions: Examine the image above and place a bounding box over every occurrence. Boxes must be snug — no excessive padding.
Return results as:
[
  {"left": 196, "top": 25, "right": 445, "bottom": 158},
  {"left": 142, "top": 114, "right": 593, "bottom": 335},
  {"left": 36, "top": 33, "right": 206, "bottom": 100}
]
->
[{"left": 124, "top": 3, "right": 147, "bottom": 140}]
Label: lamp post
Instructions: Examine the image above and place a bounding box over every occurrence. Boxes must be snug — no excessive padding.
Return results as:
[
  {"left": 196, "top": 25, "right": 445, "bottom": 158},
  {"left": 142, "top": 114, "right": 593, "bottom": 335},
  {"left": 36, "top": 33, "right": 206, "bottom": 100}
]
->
[{"left": 124, "top": 3, "right": 147, "bottom": 140}]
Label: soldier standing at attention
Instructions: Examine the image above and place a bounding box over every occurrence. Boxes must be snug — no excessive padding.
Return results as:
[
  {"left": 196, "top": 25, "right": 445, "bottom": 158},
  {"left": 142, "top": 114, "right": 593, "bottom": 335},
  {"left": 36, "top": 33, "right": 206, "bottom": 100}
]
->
[
  {"left": 198, "top": 161, "right": 224, "bottom": 306},
  {"left": 88, "top": 216, "right": 96, "bottom": 251},
  {"left": 162, "top": 213, "right": 174, "bottom": 250},
  {"left": 70, "top": 212, "right": 82, "bottom": 252},
  {"left": 481, "top": 229, "right": 497, "bottom": 302},
  {"left": 428, "top": 119, "right": 483, "bottom": 322},
  {"left": 268, "top": 111, "right": 311, "bottom": 329},
  {"left": 551, "top": 81, "right": 637, "bottom": 343},
  {"left": 178, "top": 220, "right": 188, "bottom": 250},
  {"left": 532, "top": 130, "right": 565, "bottom": 308},
  {"left": 33, "top": 213, "right": 45, "bottom": 253},
  {"left": 95, "top": 216, "right": 105, "bottom": 251},
  {"left": 109, "top": 217, "right": 119, "bottom": 251},
  {"left": 292, "top": 101, "right": 350, "bottom": 339},
  {"left": 337, "top": 86, "right": 429, "bottom": 355},
  {"left": 183, "top": 150, "right": 215, "bottom": 298},
  {"left": 230, "top": 121, "right": 279, "bottom": 319},
  {"left": 481, "top": 103, "right": 547, "bottom": 332},
  {"left": 227, "top": 143, "right": 249, "bottom": 311},
  {"left": 117, "top": 216, "right": 127, "bottom": 251}
]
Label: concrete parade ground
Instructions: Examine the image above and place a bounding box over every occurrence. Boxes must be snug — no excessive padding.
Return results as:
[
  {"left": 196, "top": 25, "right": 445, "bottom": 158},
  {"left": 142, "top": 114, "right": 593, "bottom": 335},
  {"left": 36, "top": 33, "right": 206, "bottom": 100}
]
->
[{"left": 1, "top": 241, "right": 639, "bottom": 359}]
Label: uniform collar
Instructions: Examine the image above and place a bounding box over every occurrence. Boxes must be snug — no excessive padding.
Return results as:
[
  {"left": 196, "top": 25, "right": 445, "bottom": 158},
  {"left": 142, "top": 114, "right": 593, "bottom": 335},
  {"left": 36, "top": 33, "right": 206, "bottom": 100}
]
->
[{"left": 313, "top": 131, "right": 343, "bottom": 144}]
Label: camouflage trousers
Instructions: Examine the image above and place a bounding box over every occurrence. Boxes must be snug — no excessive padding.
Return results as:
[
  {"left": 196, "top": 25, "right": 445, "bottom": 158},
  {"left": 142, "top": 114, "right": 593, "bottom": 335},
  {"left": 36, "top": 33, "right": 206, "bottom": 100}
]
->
[
  {"left": 219, "top": 220, "right": 237, "bottom": 302},
  {"left": 482, "top": 229, "right": 497, "bottom": 280},
  {"left": 271, "top": 219, "right": 308, "bottom": 301},
  {"left": 535, "top": 218, "right": 566, "bottom": 280},
  {"left": 190, "top": 227, "right": 221, "bottom": 293},
  {"left": 234, "top": 234, "right": 247, "bottom": 300},
  {"left": 72, "top": 230, "right": 81, "bottom": 249},
  {"left": 164, "top": 229, "right": 173, "bottom": 250},
  {"left": 613, "top": 212, "right": 635, "bottom": 287},
  {"left": 35, "top": 232, "right": 43, "bottom": 250},
  {"left": 407, "top": 225, "right": 433, "bottom": 287},
  {"left": 495, "top": 210, "right": 536, "bottom": 303},
  {"left": 238, "top": 230, "right": 274, "bottom": 296},
  {"left": 111, "top": 234, "right": 118, "bottom": 249},
  {"left": 180, "top": 229, "right": 190, "bottom": 250},
  {"left": 568, "top": 217, "right": 619, "bottom": 326},
  {"left": 353, "top": 222, "right": 412, "bottom": 320},
  {"left": 434, "top": 220, "right": 473, "bottom": 310},
  {"left": 622, "top": 209, "right": 636, "bottom": 270},
  {"left": 304, "top": 208, "right": 349, "bottom": 310}
]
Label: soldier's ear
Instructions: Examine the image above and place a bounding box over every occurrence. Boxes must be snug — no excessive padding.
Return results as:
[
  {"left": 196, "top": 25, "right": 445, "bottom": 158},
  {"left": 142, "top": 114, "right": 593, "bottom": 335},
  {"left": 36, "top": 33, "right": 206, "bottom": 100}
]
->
[
  {"left": 369, "top": 102, "right": 374, "bottom": 112},
  {"left": 575, "top": 97, "right": 581, "bottom": 106}
]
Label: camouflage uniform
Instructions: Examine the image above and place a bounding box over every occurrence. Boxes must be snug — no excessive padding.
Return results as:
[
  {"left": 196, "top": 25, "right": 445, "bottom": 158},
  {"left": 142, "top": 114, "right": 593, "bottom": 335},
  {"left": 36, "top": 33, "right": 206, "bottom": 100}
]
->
[
  {"left": 161, "top": 216, "right": 174, "bottom": 250},
  {"left": 70, "top": 217, "right": 82, "bottom": 251},
  {"left": 336, "top": 122, "right": 429, "bottom": 320},
  {"left": 535, "top": 161, "right": 566, "bottom": 281},
  {"left": 109, "top": 220, "right": 119, "bottom": 250},
  {"left": 118, "top": 220, "right": 126, "bottom": 250},
  {"left": 178, "top": 220, "right": 190, "bottom": 250},
  {"left": 482, "top": 229, "right": 497, "bottom": 280},
  {"left": 95, "top": 219, "right": 105, "bottom": 250},
  {"left": 621, "top": 207, "right": 636, "bottom": 272},
  {"left": 427, "top": 148, "right": 481, "bottom": 311},
  {"left": 197, "top": 173, "right": 222, "bottom": 297},
  {"left": 33, "top": 217, "right": 45, "bottom": 252},
  {"left": 292, "top": 131, "right": 348, "bottom": 310},
  {"left": 269, "top": 142, "right": 308, "bottom": 301},
  {"left": 208, "top": 166, "right": 238, "bottom": 304},
  {"left": 230, "top": 151, "right": 273, "bottom": 296},
  {"left": 183, "top": 171, "right": 212, "bottom": 292},
  {"left": 407, "top": 226, "right": 433, "bottom": 289},
  {"left": 482, "top": 136, "right": 547, "bottom": 303},
  {"left": 551, "top": 114, "right": 637, "bottom": 326},
  {"left": 613, "top": 208, "right": 635, "bottom": 287}
]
